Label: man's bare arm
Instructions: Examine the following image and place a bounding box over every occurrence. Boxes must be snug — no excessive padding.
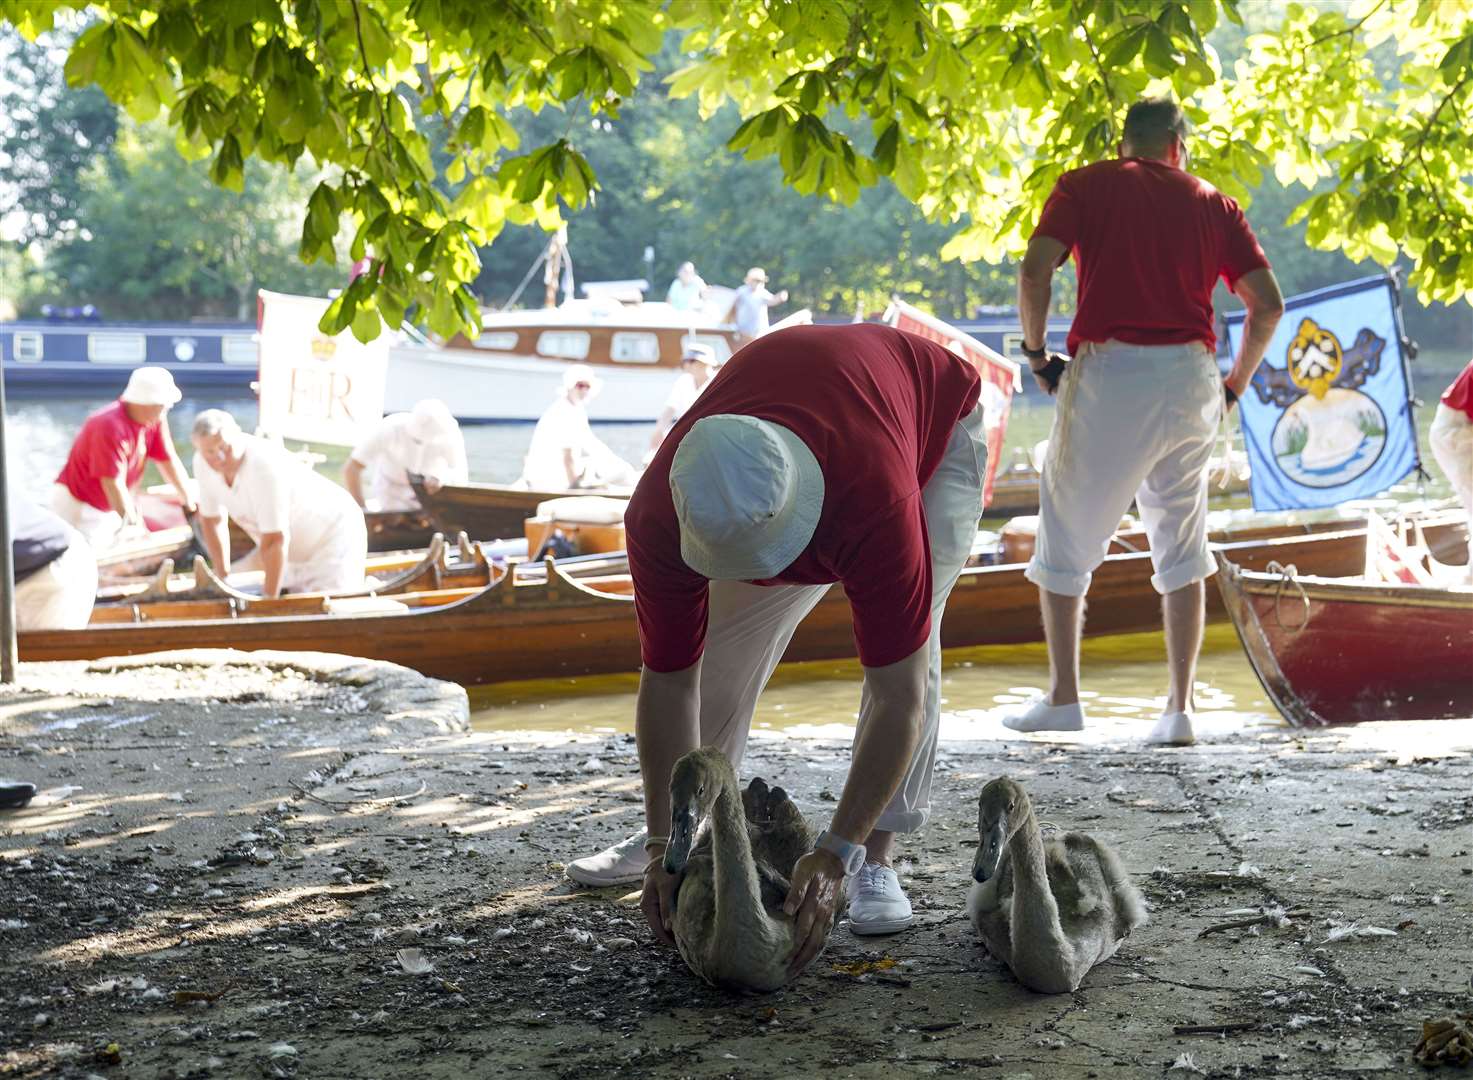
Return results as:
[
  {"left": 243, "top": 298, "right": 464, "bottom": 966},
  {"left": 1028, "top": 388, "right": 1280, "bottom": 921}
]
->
[
  {"left": 1018, "top": 236, "right": 1067, "bottom": 351},
  {"left": 636, "top": 661, "right": 702, "bottom": 946},
  {"left": 343, "top": 457, "right": 368, "bottom": 508},
  {"left": 784, "top": 643, "right": 928, "bottom": 974},
  {"left": 156, "top": 452, "right": 195, "bottom": 516},
  {"left": 99, "top": 473, "right": 138, "bottom": 526},
  {"left": 257, "top": 531, "right": 288, "bottom": 598},
  {"left": 1224, "top": 268, "right": 1285, "bottom": 404},
  {"left": 198, "top": 514, "right": 231, "bottom": 575}
]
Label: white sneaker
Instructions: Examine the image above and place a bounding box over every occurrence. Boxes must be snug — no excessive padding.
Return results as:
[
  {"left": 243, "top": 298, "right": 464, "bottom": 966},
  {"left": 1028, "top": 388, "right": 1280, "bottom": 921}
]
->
[
  {"left": 1145, "top": 711, "right": 1195, "bottom": 746},
  {"left": 565, "top": 830, "right": 648, "bottom": 887},
  {"left": 1002, "top": 696, "right": 1085, "bottom": 733},
  {"left": 847, "top": 863, "right": 914, "bottom": 935}
]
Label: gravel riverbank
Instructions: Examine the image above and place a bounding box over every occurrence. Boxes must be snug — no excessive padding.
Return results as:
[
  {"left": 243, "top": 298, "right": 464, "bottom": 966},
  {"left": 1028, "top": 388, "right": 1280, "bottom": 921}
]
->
[{"left": 2, "top": 651, "right": 1469, "bottom": 1078}]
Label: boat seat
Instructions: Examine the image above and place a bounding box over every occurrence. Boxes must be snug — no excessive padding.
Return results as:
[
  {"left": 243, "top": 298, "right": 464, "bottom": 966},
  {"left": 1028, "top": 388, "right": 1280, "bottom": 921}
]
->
[{"left": 533, "top": 495, "right": 627, "bottom": 524}]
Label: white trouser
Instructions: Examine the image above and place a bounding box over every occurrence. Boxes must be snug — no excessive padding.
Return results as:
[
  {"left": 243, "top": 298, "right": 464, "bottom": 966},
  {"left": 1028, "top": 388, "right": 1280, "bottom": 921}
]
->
[
  {"left": 1429, "top": 402, "right": 1473, "bottom": 573},
  {"left": 50, "top": 484, "right": 123, "bottom": 550},
  {"left": 286, "top": 515, "right": 370, "bottom": 593},
  {"left": 695, "top": 406, "right": 986, "bottom": 834},
  {"left": 15, "top": 537, "right": 97, "bottom": 631},
  {"left": 1027, "top": 339, "right": 1222, "bottom": 597}
]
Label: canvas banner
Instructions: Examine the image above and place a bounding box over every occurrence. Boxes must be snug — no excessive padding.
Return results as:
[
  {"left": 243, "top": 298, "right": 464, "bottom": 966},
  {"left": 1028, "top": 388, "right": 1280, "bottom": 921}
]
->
[
  {"left": 883, "top": 299, "right": 1021, "bottom": 509},
  {"left": 1223, "top": 275, "right": 1418, "bottom": 511},
  {"left": 256, "top": 290, "right": 388, "bottom": 447}
]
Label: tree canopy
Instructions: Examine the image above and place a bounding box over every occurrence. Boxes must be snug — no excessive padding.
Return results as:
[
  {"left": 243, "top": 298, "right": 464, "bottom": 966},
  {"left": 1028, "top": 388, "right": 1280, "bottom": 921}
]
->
[{"left": 2, "top": 0, "right": 1470, "bottom": 343}]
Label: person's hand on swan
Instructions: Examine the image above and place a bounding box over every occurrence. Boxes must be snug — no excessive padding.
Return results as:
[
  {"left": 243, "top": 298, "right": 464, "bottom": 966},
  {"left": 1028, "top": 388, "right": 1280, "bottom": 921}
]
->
[
  {"left": 639, "top": 842, "right": 678, "bottom": 946},
  {"left": 783, "top": 848, "right": 845, "bottom": 977}
]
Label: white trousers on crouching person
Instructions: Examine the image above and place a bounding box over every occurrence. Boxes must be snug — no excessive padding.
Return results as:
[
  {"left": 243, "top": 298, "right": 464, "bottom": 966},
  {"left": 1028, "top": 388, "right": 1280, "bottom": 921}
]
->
[
  {"left": 1027, "top": 339, "right": 1223, "bottom": 598},
  {"left": 49, "top": 484, "right": 123, "bottom": 551},
  {"left": 15, "top": 535, "right": 97, "bottom": 631},
  {"left": 694, "top": 406, "right": 986, "bottom": 834}
]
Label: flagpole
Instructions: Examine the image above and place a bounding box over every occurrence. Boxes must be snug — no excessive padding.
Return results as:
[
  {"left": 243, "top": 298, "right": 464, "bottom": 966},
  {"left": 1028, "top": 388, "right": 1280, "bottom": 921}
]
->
[
  {"left": 1, "top": 363, "right": 18, "bottom": 684},
  {"left": 1385, "top": 267, "right": 1426, "bottom": 482}
]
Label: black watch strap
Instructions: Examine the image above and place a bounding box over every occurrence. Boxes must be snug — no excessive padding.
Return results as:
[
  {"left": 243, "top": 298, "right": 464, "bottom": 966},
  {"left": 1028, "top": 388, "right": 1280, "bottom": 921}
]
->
[{"left": 1021, "top": 342, "right": 1048, "bottom": 361}]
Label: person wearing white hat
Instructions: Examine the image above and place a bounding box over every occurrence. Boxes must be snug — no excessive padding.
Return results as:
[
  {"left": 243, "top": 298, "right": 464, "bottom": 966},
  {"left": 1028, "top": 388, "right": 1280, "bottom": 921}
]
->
[
  {"left": 344, "top": 398, "right": 469, "bottom": 512},
  {"left": 726, "top": 267, "right": 789, "bottom": 346},
  {"left": 565, "top": 323, "right": 986, "bottom": 975},
  {"left": 646, "top": 342, "right": 722, "bottom": 457},
  {"left": 518, "top": 364, "right": 636, "bottom": 491},
  {"left": 51, "top": 365, "right": 195, "bottom": 549}
]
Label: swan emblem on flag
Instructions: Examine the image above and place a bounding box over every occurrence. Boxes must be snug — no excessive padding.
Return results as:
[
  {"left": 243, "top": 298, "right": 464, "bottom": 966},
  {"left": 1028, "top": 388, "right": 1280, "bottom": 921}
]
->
[{"left": 1250, "top": 317, "right": 1388, "bottom": 487}]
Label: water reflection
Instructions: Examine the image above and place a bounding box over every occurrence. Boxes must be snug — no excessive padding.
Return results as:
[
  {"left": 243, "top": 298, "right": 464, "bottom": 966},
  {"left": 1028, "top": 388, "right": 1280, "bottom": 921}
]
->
[{"left": 468, "top": 624, "right": 1282, "bottom": 741}]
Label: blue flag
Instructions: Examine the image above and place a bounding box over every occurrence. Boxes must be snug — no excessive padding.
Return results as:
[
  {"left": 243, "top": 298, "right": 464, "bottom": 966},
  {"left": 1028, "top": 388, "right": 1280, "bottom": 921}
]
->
[{"left": 1223, "top": 275, "right": 1419, "bottom": 511}]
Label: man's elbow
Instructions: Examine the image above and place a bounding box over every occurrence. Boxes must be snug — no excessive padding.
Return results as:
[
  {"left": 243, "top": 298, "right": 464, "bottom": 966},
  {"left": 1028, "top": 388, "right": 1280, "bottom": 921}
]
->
[{"left": 258, "top": 532, "right": 286, "bottom": 550}]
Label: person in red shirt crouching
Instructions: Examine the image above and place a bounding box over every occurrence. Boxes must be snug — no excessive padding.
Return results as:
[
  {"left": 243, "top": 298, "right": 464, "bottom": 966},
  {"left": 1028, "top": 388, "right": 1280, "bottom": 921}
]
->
[
  {"left": 565, "top": 323, "right": 986, "bottom": 972},
  {"left": 1006, "top": 98, "right": 1285, "bottom": 747},
  {"left": 51, "top": 366, "right": 196, "bottom": 549}
]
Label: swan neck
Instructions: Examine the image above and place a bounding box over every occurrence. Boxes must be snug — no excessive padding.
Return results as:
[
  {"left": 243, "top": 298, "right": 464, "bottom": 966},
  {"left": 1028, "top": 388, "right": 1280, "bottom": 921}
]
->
[{"left": 709, "top": 780, "right": 765, "bottom": 927}]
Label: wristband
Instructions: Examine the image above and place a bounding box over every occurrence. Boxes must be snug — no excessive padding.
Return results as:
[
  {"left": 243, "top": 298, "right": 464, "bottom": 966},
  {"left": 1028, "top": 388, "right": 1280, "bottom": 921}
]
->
[
  {"left": 1224, "top": 384, "right": 1238, "bottom": 405},
  {"left": 1021, "top": 342, "right": 1048, "bottom": 361},
  {"left": 642, "top": 834, "right": 670, "bottom": 851}
]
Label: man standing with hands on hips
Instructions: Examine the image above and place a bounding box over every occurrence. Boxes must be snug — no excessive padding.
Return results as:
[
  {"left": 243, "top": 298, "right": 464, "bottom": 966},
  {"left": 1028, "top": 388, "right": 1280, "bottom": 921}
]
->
[
  {"left": 1006, "top": 97, "right": 1284, "bottom": 747},
  {"left": 565, "top": 323, "right": 986, "bottom": 975}
]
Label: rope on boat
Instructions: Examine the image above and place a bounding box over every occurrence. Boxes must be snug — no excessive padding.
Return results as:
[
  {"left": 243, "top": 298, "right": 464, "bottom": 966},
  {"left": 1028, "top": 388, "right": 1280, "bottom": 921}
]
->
[{"left": 1265, "top": 560, "right": 1310, "bottom": 632}]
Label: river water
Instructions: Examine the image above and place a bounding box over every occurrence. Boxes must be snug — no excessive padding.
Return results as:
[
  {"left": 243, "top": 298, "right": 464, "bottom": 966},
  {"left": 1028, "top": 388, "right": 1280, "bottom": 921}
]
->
[{"left": 3, "top": 375, "right": 1458, "bottom": 741}]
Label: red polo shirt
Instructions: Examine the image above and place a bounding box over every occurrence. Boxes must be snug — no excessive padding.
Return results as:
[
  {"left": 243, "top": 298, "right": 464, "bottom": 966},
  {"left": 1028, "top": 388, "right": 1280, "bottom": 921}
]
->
[
  {"left": 1034, "top": 158, "right": 1270, "bottom": 355},
  {"left": 627, "top": 324, "right": 981, "bottom": 673},
  {"left": 55, "top": 400, "right": 170, "bottom": 511},
  {"left": 1441, "top": 363, "right": 1473, "bottom": 422}
]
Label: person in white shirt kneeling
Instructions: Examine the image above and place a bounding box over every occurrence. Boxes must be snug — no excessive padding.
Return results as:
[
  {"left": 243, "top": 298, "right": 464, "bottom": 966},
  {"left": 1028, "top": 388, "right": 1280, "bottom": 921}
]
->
[
  {"left": 190, "top": 410, "right": 368, "bottom": 597},
  {"left": 344, "top": 399, "right": 468, "bottom": 512}
]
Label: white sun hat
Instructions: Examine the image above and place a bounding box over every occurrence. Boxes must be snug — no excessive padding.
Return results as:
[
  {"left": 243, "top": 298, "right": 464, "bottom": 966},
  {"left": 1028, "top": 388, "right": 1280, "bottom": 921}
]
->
[
  {"left": 561, "top": 363, "right": 603, "bottom": 400},
  {"left": 120, "top": 366, "right": 182, "bottom": 407},
  {"left": 668, "top": 414, "right": 824, "bottom": 580},
  {"left": 409, "top": 398, "right": 456, "bottom": 440}
]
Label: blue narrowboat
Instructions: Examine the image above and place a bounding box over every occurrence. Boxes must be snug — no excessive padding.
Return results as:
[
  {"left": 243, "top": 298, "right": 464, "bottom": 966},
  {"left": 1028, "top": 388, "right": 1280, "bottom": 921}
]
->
[{"left": 1, "top": 312, "right": 259, "bottom": 396}]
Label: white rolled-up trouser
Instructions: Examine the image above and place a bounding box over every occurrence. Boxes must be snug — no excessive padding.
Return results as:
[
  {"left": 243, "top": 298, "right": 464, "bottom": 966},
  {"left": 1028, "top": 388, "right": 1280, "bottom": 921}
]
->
[
  {"left": 1027, "top": 339, "right": 1222, "bottom": 598},
  {"left": 1429, "top": 402, "right": 1473, "bottom": 573},
  {"left": 693, "top": 405, "right": 986, "bottom": 834},
  {"left": 49, "top": 484, "right": 124, "bottom": 551},
  {"left": 15, "top": 533, "right": 97, "bottom": 631}
]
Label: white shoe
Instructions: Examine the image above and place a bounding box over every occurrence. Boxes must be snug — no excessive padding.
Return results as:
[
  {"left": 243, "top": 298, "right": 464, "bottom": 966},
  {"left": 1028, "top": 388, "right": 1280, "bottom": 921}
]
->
[
  {"left": 1145, "top": 711, "right": 1195, "bottom": 746},
  {"left": 847, "top": 863, "right": 914, "bottom": 935},
  {"left": 1002, "top": 696, "right": 1085, "bottom": 733},
  {"left": 565, "top": 830, "right": 648, "bottom": 887}
]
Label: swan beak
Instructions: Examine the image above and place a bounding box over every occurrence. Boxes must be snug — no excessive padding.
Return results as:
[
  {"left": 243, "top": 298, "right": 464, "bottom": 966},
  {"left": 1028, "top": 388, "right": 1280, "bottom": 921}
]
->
[
  {"left": 972, "top": 820, "right": 1005, "bottom": 883},
  {"left": 664, "top": 805, "right": 696, "bottom": 874}
]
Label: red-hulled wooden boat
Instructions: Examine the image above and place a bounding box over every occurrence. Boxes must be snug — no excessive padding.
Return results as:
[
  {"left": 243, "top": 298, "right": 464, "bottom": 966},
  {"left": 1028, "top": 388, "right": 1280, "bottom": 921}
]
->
[{"left": 1214, "top": 555, "right": 1473, "bottom": 726}]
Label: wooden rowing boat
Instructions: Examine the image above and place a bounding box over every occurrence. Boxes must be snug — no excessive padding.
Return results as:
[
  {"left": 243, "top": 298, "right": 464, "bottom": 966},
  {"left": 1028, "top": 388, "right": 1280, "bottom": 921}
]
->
[
  {"left": 1215, "top": 556, "right": 1473, "bottom": 726},
  {"left": 409, "top": 476, "right": 629, "bottom": 540},
  {"left": 983, "top": 452, "right": 1252, "bottom": 518},
  {"left": 22, "top": 511, "right": 1464, "bottom": 687}
]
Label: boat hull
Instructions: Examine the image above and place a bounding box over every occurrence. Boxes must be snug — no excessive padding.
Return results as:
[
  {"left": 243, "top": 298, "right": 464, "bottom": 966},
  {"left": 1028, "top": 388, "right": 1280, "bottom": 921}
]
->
[
  {"left": 26, "top": 516, "right": 1463, "bottom": 687},
  {"left": 384, "top": 345, "right": 679, "bottom": 423},
  {"left": 410, "top": 477, "right": 596, "bottom": 541},
  {"left": 1215, "top": 560, "right": 1473, "bottom": 726}
]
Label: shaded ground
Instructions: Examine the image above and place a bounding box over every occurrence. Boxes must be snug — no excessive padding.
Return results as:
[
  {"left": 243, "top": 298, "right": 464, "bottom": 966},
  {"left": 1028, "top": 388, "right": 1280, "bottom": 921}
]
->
[{"left": 2, "top": 652, "right": 1470, "bottom": 1079}]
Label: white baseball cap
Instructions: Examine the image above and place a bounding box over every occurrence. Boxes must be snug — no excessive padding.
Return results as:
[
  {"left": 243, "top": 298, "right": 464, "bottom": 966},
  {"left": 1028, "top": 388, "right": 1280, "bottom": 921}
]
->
[
  {"left": 681, "top": 342, "right": 719, "bottom": 367},
  {"left": 120, "top": 366, "right": 182, "bottom": 407},
  {"left": 669, "top": 414, "right": 824, "bottom": 580},
  {"left": 562, "top": 364, "right": 602, "bottom": 400},
  {"left": 409, "top": 398, "right": 456, "bottom": 440}
]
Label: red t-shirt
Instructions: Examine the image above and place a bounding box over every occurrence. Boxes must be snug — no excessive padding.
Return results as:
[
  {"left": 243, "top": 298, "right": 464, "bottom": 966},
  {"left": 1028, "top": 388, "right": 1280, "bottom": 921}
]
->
[
  {"left": 627, "top": 324, "right": 981, "bottom": 673},
  {"left": 55, "top": 400, "right": 169, "bottom": 511},
  {"left": 1033, "top": 158, "right": 1270, "bottom": 355},
  {"left": 1441, "top": 362, "right": 1473, "bottom": 422}
]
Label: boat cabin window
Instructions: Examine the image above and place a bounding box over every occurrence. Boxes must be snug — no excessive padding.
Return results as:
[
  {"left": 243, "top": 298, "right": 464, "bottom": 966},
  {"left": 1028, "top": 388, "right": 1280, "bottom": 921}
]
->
[
  {"left": 537, "top": 330, "right": 590, "bottom": 360},
  {"left": 221, "top": 336, "right": 258, "bottom": 364},
  {"left": 609, "top": 332, "right": 660, "bottom": 364},
  {"left": 471, "top": 331, "right": 521, "bottom": 351},
  {"left": 680, "top": 333, "right": 732, "bottom": 364},
  {"left": 88, "top": 332, "right": 147, "bottom": 364},
  {"left": 12, "top": 331, "right": 43, "bottom": 362},
  {"left": 172, "top": 338, "right": 197, "bottom": 361}
]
